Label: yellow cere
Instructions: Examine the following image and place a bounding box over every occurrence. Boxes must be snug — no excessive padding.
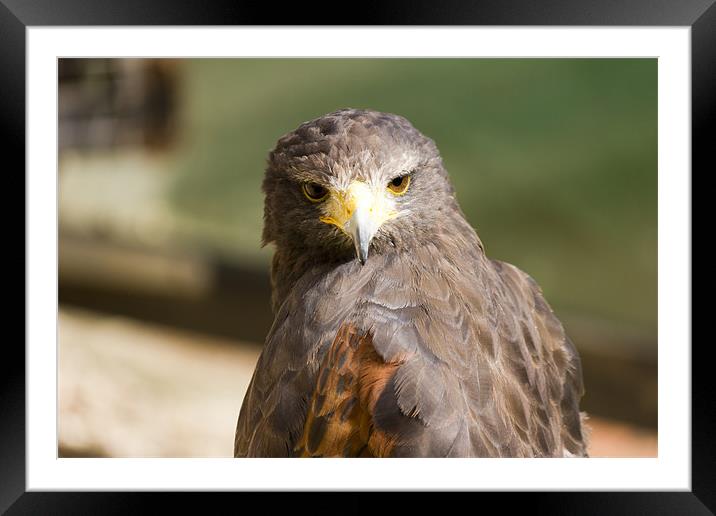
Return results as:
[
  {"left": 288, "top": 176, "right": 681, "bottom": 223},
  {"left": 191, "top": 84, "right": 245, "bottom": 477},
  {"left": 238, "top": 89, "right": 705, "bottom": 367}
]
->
[{"left": 319, "top": 181, "right": 398, "bottom": 232}]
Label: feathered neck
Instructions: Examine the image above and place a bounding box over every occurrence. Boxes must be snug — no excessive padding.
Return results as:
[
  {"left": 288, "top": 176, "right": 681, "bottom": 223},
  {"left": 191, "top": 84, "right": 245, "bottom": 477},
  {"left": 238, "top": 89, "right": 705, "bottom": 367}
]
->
[{"left": 268, "top": 212, "right": 484, "bottom": 314}]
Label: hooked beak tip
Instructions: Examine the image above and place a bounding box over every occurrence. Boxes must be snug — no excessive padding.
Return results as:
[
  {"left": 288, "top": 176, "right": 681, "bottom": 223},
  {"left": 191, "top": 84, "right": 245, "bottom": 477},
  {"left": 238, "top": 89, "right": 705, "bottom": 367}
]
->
[{"left": 355, "top": 240, "right": 369, "bottom": 265}]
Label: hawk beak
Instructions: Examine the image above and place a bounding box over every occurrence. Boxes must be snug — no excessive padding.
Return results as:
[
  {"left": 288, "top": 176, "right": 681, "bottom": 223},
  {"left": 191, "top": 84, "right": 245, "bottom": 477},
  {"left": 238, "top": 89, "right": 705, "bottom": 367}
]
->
[
  {"left": 346, "top": 204, "right": 374, "bottom": 265},
  {"left": 320, "top": 181, "right": 396, "bottom": 265}
]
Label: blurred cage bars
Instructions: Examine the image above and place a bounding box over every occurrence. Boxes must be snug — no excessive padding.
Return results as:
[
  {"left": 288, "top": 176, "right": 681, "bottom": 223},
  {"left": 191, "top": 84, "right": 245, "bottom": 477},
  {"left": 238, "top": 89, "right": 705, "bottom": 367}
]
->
[{"left": 59, "top": 58, "right": 179, "bottom": 152}]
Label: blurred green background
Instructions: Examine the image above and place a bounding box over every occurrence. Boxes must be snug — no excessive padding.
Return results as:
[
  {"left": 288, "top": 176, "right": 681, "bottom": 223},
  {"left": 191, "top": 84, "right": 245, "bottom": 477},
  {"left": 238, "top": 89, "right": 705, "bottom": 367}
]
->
[
  {"left": 171, "top": 58, "right": 657, "bottom": 330},
  {"left": 58, "top": 58, "right": 657, "bottom": 457}
]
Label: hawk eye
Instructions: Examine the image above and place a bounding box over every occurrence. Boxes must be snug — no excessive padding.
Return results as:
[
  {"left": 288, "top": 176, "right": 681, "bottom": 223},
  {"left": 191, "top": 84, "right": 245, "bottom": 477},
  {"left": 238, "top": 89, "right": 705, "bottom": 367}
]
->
[
  {"left": 387, "top": 174, "right": 411, "bottom": 195},
  {"left": 302, "top": 182, "right": 329, "bottom": 202}
]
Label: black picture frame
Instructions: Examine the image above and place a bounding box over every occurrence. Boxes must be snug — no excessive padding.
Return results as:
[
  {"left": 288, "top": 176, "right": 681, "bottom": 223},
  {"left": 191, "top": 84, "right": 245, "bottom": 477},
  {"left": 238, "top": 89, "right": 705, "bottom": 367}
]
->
[{"left": 4, "top": 0, "right": 711, "bottom": 513}]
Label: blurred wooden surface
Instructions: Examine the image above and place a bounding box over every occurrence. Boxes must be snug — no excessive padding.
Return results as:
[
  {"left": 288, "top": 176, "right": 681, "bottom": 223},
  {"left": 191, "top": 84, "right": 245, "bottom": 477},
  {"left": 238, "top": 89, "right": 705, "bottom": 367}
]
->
[
  {"left": 59, "top": 307, "right": 259, "bottom": 458},
  {"left": 59, "top": 306, "right": 656, "bottom": 458}
]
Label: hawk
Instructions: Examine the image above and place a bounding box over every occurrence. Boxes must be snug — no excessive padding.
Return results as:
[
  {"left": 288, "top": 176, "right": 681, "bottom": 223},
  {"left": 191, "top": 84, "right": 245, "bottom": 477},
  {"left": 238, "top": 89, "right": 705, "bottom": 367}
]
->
[{"left": 234, "top": 108, "right": 588, "bottom": 457}]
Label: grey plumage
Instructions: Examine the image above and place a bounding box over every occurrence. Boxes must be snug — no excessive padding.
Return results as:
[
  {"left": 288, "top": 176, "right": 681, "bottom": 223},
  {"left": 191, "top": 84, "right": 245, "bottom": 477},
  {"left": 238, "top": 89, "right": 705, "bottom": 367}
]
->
[{"left": 234, "top": 108, "right": 588, "bottom": 457}]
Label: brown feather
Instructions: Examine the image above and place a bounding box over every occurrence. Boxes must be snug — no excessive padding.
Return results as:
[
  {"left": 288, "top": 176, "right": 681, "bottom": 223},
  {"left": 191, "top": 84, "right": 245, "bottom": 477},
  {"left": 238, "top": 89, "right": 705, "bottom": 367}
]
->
[{"left": 295, "top": 323, "right": 404, "bottom": 457}]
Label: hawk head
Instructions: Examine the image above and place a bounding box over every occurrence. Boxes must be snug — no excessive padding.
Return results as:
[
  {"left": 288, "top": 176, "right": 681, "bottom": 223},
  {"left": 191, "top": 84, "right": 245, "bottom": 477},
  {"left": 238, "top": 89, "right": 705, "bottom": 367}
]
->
[{"left": 262, "top": 108, "right": 461, "bottom": 264}]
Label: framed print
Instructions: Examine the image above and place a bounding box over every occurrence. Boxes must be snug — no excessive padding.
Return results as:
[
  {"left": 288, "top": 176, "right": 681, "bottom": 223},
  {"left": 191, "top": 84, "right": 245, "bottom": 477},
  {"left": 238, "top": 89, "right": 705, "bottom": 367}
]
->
[{"left": 4, "top": 0, "right": 711, "bottom": 513}]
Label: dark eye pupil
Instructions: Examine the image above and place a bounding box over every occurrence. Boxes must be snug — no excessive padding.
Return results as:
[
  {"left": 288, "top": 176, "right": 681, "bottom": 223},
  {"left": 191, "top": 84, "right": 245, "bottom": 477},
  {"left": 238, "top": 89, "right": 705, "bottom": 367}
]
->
[
  {"left": 391, "top": 177, "right": 404, "bottom": 187},
  {"left": 305, "top": 183, "right": 326, "bottom": 198}
]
